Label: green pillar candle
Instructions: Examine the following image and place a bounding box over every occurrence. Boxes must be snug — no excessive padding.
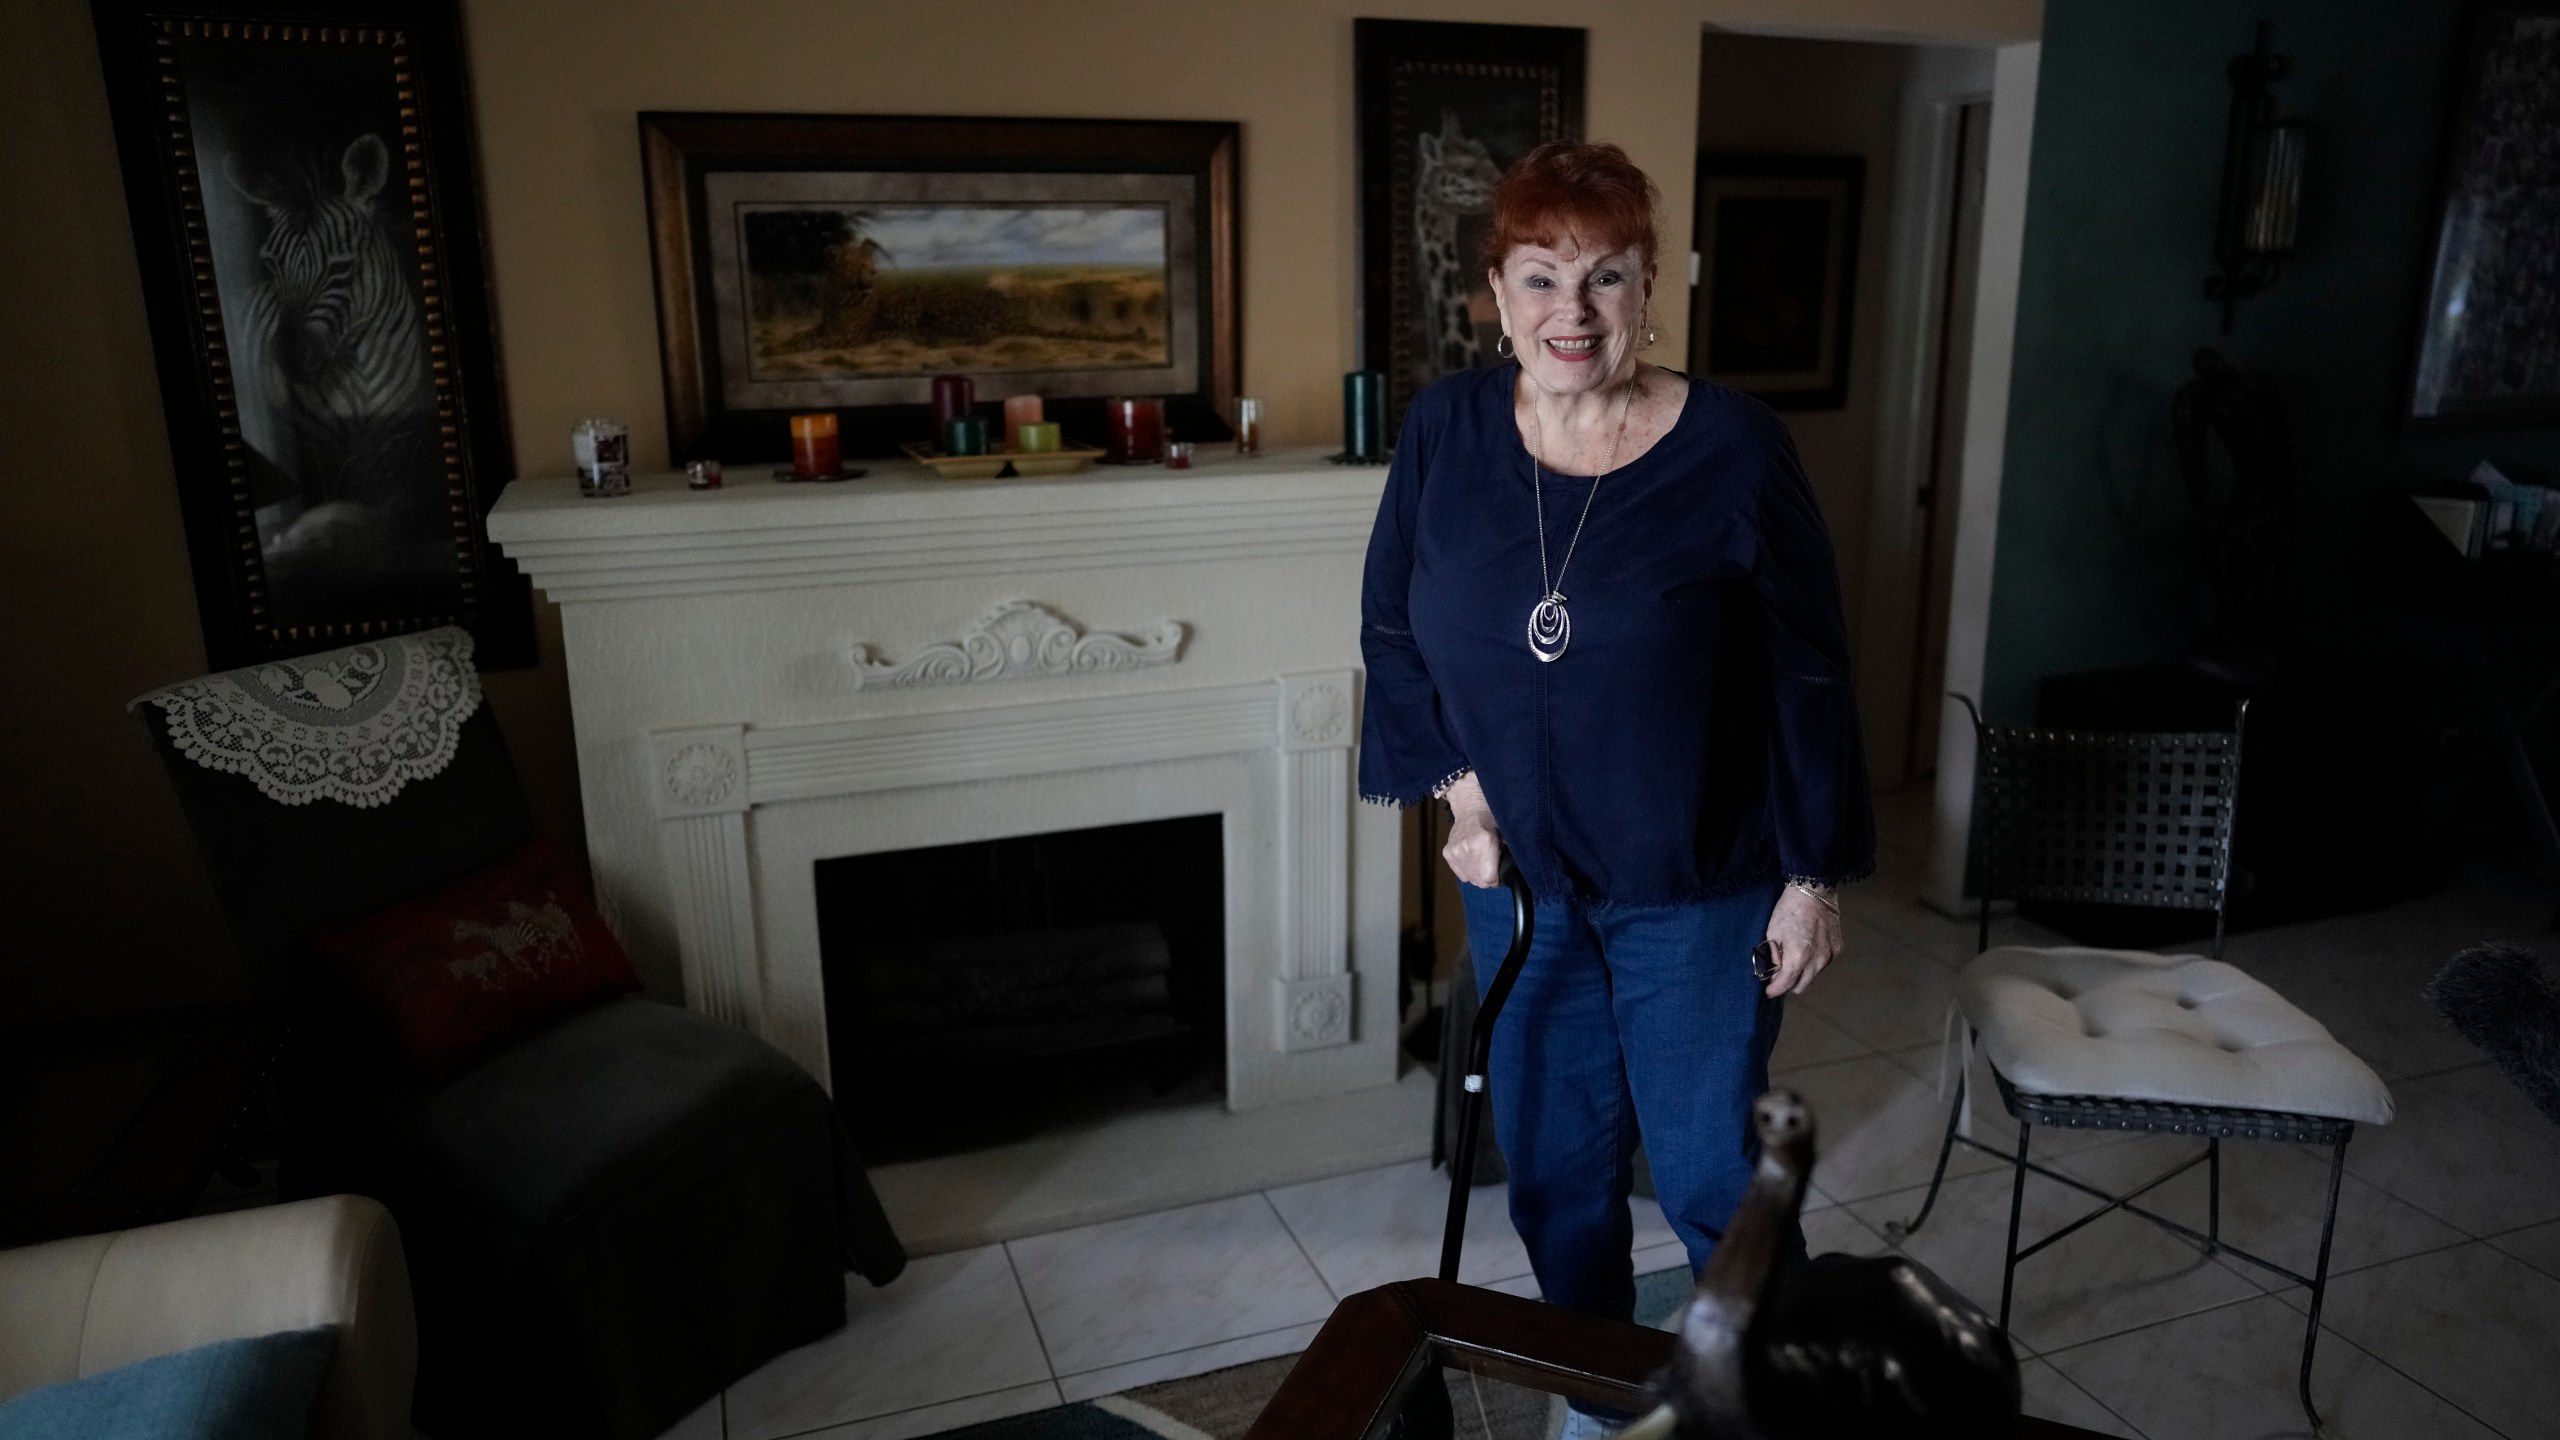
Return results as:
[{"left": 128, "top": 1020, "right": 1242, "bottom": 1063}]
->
[
  {"left": 1343, "top": 371, "right": 1386, "bottom": 462},
  {"left": 1016, "top": 421, "right": 1062, "bottom": 453},
  {"left": 945, "top": 414, "right": 989, "bottom": 456}
]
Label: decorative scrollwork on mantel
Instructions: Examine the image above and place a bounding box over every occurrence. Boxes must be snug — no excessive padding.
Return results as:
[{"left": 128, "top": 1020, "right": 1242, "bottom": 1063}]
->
[{"left": 849, "top": 601, "right": 1186, "bottom": 690}]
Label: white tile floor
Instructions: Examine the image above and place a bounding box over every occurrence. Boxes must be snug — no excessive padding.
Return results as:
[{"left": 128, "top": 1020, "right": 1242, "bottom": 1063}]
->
[
  {"left": 672, "top": 1165, "right": 1694, "bottom": 1440},
  {"left": 667, "top": 789, "right": 2560, "bottom": 1440}
]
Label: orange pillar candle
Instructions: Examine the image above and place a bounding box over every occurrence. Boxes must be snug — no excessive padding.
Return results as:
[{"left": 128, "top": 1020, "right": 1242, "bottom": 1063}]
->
[
  {"left": 1003, "top": 394, "right": 1044, "bottom": 450},
  {"left": 789, "top": 413, "right": 839, "bottom": 478}
]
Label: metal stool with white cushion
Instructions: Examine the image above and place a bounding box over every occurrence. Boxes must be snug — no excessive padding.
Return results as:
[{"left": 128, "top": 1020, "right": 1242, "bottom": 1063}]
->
[{"left": 1890, "top": 699, "right": 2391, "bottom": 1433}]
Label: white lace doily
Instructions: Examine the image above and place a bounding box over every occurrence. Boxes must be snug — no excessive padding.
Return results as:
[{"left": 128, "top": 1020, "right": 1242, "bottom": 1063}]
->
[{"left": 133, "top": 627, "right": 484, "bottom": 808}]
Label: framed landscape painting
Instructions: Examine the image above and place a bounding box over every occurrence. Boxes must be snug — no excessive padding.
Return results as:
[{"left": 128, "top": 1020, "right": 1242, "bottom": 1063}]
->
[
  {"left": 641, "top": 114, "right": 1240, "bottom": 461},
  {"left": 1688, "top": 154, "right": 1865, "bottom": 412},
  {"left": 89, "top": 0, "right": 531, "bottom": 669},
  {"left": 2407, "top": 1, "right": 2560, "bottom": 425},
  {"left": 1355, "top": 19, "right": 1586, "bottom": 440}
]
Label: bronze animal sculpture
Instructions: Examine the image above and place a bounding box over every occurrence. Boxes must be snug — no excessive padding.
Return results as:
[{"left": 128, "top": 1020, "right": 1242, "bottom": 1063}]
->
[{"left": 1619, "top": 1091, "right": 2021, "bottom": 1440}]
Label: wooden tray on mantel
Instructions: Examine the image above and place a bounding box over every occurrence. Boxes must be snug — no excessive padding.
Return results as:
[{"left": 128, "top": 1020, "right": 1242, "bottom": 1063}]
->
[{"left": 900, "top": 440, "right": 1103, "bottom": 480}]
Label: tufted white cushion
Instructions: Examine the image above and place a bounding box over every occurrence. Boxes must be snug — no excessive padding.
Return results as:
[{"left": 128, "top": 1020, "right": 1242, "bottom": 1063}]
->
[{"left": 1957, "top": 947, "right": 2394, "bottom": 1126}]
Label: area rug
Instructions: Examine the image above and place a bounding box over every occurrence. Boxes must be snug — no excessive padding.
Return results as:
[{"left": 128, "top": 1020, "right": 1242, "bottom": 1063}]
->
[{"left": 917, "top": 1268, "right": 1691, "bottom": 1440}]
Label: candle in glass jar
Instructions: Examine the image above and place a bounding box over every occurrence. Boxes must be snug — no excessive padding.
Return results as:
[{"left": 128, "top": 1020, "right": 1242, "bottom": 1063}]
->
[
  {"left": 1105, "top": 397, "right": 1165, "bottom": 464},
  {"left": 1164, "top": 440, "right": 1194, "bottom": 470},
  {"left": 1233, "top": 397, "right": 1263, "bottom": 455},
  {"left": 931, "top": 375, "right": 976, "bottom": 433},
  {"left": 1016, "top": 421, "right": 1063, "bottom": 453},
  {"left": 572, "top": 418, "right": 631, "bottom": 498},
  {"left": 1343, "top": 372, "right": 1386, "bottom": 462},
  {"left": 789, "top": 413, "right": 839, "bottom": 478},
  {"left": 1002, "top": 394, "right": 1044, "bottom": 450}
]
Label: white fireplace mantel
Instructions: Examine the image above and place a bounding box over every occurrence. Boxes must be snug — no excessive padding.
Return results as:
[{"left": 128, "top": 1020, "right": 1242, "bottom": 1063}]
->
[
  {"left": 488, "top": 448, "right": 1401, "bottom": 1111},
  {"left": 485, "top": 449, "right": 1383, "bottom": 601}
]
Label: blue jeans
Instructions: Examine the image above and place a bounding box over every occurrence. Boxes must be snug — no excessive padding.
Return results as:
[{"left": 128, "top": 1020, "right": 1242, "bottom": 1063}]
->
[{"left": 1458, "top": 880, "right": 1794, "bottom": 1325}]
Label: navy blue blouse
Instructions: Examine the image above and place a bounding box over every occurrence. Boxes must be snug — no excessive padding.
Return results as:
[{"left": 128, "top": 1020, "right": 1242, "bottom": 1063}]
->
[{"left": 1358, "top": 363, "right": 1876, "bottom": 903}]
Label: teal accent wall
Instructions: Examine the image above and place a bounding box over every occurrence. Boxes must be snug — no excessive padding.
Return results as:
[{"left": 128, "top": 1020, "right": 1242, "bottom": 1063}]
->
[{"left": 1981, "top": 0, "right": 2560, "bottom": 721}]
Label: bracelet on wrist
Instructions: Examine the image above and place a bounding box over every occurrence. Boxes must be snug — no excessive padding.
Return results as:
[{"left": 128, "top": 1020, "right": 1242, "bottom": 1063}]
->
[{"left": 1786, "top": 878, "right": 1841, "bottom": 915}]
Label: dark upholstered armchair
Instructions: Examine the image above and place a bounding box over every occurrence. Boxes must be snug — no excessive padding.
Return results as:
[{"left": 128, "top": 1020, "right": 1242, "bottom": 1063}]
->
[{"left": 135, "top": 633, "right": 902, "bottom": 1440}]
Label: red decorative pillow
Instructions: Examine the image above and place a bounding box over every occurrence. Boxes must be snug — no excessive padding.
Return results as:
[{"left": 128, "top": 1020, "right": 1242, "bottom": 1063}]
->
[{"left": 309, "top": 840, "right": 640, "bottom": 1074}]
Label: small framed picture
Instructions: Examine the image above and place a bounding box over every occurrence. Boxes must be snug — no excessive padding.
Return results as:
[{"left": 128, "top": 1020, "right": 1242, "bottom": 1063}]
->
[
  {"left": 640, "top": 113, "right": 1240, "bottom": 462},
  {"left": 89, "top": 0, "right": 531, "bottom": 669},
  {"left": 2407, "top": 2, "right": 2560, "bottom": 425},
  {"left": 1688, "top": 154, "right": 1866, "bottom": 412}
]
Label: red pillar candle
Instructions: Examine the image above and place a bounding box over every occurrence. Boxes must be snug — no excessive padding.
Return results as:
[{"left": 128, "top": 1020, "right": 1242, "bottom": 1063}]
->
[
  {"left": 931, "top": 375, "right": 976, "bottom": 434},
  {"left": 1106, "top": 397, "right": 1164, "bottom": 464},
  {"left": 1002, "top": 394, "right": 1044, "bottom": 450},
  {"left": 789, "top": 413, "right": 839, "bottom": 478}
]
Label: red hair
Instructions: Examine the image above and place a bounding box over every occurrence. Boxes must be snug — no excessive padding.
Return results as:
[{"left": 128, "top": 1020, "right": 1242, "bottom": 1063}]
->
[{"left": 1482, "top": 140, "right": 1662, "bottom": 280}]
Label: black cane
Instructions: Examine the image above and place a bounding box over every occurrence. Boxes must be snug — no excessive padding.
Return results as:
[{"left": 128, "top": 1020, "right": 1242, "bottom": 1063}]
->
[{"left": 1437, "top": 852, "right": 1535, "bottom": 1283}]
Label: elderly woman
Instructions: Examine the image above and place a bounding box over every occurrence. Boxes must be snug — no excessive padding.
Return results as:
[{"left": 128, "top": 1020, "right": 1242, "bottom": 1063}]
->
[{"left": 1359, "top": 139, "right": 1874, "bottom": 1415}]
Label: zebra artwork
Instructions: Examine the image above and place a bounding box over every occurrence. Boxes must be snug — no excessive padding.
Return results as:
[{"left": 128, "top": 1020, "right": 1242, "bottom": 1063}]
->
[
  {"left": 223, "top": 132, "right": 444, "bottom": 613},
  {"left": 108, "top": 18, "right": 527, "bottom": 664}
]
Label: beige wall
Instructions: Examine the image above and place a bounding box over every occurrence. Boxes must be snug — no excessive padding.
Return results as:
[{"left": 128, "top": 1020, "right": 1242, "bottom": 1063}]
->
[
  {"left": 0, "top": 0, "right": 2034, "bottom": 1023},
  {"left": 466, "top": 0, "right": 2021, "bottom": 471}
]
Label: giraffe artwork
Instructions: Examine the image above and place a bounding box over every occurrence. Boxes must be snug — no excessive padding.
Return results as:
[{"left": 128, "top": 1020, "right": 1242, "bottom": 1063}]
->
[
  {"left": 1357, "top": 19, "right": 1584, "bottom": 438},
  {"left": 1411, "top": 110, "right": 1505, "bottom": 380}
]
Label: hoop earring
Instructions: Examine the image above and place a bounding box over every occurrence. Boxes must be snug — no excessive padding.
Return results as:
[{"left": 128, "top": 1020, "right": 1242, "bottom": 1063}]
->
[{"left": 1495, "top": 333, "right": 1515, "bottom": 359}]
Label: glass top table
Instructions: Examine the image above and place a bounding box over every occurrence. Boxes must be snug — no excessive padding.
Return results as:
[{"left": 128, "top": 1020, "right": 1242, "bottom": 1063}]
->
[{"left": 1245, "top": 1278, "right": 2112, "bottom": 1440}]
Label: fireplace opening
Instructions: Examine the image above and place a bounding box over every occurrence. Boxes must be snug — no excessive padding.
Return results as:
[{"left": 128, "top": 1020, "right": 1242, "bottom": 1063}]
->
[{"left": 814, "top": 813, "right": 1225, "bottom": 1161}]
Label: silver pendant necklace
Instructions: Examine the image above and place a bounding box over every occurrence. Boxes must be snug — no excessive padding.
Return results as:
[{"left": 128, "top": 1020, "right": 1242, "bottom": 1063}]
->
[{"left": 1526, "top": 380, "right": 1633, "bottom": 662}]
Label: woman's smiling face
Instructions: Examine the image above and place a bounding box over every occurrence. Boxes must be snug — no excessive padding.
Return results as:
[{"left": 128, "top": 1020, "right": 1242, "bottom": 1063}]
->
[{"left": 1491, "top": 237, "right": 1652, "bottom": 395}]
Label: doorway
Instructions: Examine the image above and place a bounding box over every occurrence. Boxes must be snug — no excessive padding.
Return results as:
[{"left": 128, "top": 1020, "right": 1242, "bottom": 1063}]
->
[
  {"left": 1690, "top": 35, "right": 2004, "bottom": 792},
  {"left": 1692, "top": 31, "right": 1910, "bottom": 662},
  {"left": 1903, "top": 99, "right": 1992, "bottom": 782}
]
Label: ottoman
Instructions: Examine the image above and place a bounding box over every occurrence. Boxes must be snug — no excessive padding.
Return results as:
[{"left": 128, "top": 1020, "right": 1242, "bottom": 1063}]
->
[{"left": 1897, "top": 945, "right": 2391, "bottom": 1432}]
